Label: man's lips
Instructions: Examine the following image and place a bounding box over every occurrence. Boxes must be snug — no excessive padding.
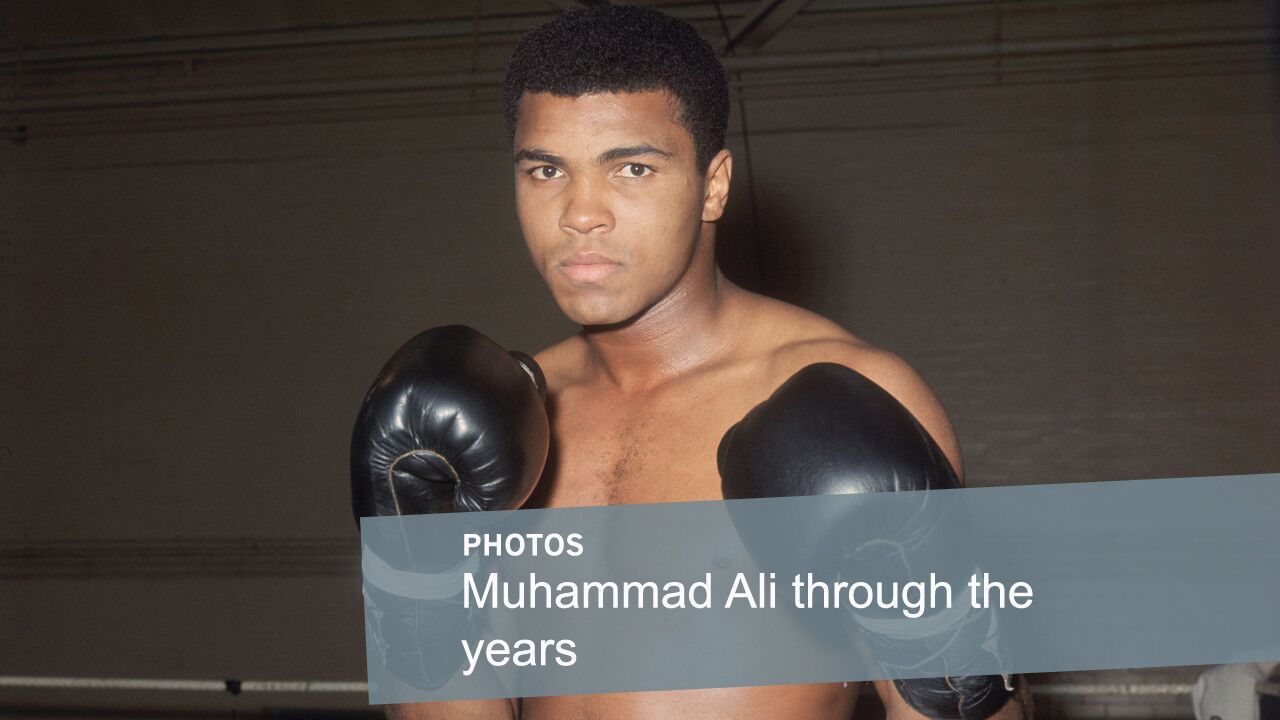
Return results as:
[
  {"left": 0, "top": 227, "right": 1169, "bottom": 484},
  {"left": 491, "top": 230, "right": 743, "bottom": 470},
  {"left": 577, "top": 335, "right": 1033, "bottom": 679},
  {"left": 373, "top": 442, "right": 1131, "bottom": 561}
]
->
[{"left": 558, "top": 252, "right": 621, "bottom": 284}]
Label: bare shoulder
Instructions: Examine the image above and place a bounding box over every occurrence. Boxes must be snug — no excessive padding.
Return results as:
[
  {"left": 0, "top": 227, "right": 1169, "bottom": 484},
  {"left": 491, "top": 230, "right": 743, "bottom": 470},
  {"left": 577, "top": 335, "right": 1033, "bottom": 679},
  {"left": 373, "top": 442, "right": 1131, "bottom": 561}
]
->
[
  {"left": 532, "top": 333, "right": 590, "bottom": 393},
  {"left": 752, "top": 299, "right": 966, "bottom": 481}
]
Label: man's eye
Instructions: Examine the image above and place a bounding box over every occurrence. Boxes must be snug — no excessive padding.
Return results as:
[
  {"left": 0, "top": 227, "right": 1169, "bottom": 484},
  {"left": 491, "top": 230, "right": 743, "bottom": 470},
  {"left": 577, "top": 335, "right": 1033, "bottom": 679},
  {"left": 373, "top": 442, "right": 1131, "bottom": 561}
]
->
[
  {"left": 620, "top": 163, "right": 652, "bottom": 178},
  {"left": 530, "top": 166, "right": 562, "bottom": 180}
]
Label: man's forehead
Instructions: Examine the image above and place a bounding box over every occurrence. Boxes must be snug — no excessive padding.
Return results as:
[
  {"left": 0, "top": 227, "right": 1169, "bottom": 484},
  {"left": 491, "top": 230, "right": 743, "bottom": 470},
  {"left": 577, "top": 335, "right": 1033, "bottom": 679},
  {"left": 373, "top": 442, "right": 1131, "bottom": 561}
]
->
[{"left": 514, "top": 89, "right": 687, "bottom": 150}]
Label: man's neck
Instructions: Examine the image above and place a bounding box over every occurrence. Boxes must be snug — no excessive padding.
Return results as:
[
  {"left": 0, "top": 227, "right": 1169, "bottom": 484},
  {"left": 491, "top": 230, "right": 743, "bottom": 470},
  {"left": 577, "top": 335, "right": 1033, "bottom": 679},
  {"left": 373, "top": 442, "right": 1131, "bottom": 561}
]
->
[{"left": 581, "top": 266, "right": 743, "bottom": 395}]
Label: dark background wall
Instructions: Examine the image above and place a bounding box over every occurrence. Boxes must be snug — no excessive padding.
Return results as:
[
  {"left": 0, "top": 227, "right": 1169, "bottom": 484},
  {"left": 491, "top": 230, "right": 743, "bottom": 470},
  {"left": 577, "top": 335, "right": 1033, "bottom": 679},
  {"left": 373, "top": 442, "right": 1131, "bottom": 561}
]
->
[{"left": 2, "top": 0, "right": 1277, "bottom": 716}]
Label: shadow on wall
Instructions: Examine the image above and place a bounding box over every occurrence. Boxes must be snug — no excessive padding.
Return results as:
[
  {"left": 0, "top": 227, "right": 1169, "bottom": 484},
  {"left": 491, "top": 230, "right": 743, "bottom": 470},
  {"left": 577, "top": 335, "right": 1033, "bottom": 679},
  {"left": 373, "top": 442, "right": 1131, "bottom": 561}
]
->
[
  {"left": 715, "top": 179, "right": 830, "bottom": 311},
  {"left": 714, "top": 176, "right": 766, "bottom": 294}
]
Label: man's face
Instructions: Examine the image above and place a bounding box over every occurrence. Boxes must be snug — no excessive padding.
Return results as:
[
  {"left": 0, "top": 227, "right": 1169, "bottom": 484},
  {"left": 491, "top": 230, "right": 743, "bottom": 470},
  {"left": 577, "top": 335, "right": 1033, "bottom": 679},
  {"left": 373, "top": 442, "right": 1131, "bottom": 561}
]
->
[{"left": 513, "top": 90, "right": 715, "bottom": 327}]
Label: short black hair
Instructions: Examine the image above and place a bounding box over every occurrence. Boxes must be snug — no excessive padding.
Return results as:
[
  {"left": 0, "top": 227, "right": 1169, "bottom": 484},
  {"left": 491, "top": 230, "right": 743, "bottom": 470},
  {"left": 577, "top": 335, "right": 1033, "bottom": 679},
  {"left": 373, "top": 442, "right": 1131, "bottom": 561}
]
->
[{"left": 503, "top": 5, "right": 729, "bottom": 174}]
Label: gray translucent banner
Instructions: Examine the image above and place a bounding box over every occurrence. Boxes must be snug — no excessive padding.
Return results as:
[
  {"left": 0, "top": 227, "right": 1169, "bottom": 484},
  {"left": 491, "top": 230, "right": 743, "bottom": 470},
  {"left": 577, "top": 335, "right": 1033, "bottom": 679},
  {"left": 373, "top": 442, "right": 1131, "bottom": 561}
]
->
[{"left": 361, "top": 474, "right": 1280, "bottom": 704}]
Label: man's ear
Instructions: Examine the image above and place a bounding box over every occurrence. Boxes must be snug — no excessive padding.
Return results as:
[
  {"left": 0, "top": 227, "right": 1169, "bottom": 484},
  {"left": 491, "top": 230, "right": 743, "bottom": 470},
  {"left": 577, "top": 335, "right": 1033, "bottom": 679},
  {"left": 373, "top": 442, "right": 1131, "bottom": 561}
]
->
[{"left": 701, "top": 149, "right": 733, "bottom": 222}]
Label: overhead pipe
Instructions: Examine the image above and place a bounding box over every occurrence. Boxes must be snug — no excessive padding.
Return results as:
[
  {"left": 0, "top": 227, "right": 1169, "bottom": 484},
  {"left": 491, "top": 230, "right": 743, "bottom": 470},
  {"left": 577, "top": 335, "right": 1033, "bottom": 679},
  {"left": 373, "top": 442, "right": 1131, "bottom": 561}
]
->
[
  {"left": 3, "top": 28, "right": 1270, "bottom": 114},
  {"left": 0, "top": 0, "right": 1133, "bottom": 68},
  {"left": 0, "top": 1, "right": 767, "bottom": 66}
]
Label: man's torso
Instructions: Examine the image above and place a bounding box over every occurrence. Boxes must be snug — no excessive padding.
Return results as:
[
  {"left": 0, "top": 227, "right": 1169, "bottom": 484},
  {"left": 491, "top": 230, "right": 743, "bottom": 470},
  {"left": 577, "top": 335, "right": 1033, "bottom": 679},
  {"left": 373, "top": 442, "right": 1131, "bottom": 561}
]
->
[{"left": 522, "top": 297, "right": 874, "bottom": 719}]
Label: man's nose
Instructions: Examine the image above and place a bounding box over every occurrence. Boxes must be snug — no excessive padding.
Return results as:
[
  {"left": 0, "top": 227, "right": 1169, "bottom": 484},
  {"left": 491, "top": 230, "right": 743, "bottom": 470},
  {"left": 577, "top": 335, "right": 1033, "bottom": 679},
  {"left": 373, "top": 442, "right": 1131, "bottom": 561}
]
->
[{"left": 560, "top": 177, "right": 614, "bottom": 236}]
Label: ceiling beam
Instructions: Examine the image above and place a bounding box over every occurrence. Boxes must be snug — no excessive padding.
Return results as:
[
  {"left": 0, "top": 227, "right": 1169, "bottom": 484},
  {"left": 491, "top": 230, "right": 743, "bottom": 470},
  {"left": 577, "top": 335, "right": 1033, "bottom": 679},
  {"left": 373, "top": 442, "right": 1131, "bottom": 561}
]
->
[
  {"left": 542, "top": 0, "right": 610, "bottom": 9},
  {"left": 722, "top": 0, "right": 812, "bottom": 54}
]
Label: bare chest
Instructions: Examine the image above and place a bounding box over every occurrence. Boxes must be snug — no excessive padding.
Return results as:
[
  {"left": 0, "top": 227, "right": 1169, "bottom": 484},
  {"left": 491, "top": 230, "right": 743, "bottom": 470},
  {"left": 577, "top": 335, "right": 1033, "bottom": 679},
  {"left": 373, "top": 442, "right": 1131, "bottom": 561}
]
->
[
  {"left": 522, "top": 682, "right": 861, "bottom": 720},
  {"left": 531, "top": 382, "right": 752, "bottom": 509}
]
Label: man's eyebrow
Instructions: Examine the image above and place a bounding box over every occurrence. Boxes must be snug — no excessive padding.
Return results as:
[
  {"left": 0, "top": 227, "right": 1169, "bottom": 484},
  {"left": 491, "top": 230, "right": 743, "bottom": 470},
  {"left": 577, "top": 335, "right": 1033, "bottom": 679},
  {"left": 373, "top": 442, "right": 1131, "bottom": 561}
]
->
[
  {"left": 597, "top": 145, "right": 672, "bottom": 164},
  {"left": 512, "top": 145, "right": 673, "bottom": 165},
  {"left": 513, "top": 148, "right": 565, "bottom": 165}
]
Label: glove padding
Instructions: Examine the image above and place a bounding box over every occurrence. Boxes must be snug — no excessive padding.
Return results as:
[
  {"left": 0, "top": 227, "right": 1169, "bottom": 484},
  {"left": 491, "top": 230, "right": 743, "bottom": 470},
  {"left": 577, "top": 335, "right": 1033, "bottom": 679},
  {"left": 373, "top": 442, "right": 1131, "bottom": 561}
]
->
[
  {"left": 719, "top": 363, "right": 1014, "bottom": 720},
  {"left": 351, "top": 324, "right": 549, "bottom": 518}
]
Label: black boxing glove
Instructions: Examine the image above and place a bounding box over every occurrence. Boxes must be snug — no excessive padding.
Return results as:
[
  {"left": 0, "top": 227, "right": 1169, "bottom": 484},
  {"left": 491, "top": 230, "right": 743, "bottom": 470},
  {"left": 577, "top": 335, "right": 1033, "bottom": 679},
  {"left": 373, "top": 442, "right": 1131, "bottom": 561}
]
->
[
  {"left": 351, "top": 324, "right": 550, "bottom": 519},
  {"left": 352, "top": 325, "right": 549, "bottom": 693},
  {"left": 719, "top": 363, "right": 1016, "bottom": 720}
]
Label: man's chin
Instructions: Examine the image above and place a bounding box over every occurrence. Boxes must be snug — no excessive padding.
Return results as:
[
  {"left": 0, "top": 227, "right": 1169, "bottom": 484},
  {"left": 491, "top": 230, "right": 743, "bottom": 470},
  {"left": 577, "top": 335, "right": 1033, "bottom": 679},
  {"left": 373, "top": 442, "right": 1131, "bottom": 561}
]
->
[
  {"left": 567, "top": 310, "right": 634, "bottom": 329},
  {"left": 558, "top": 300, "right": 641, "bottom": 329}
]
